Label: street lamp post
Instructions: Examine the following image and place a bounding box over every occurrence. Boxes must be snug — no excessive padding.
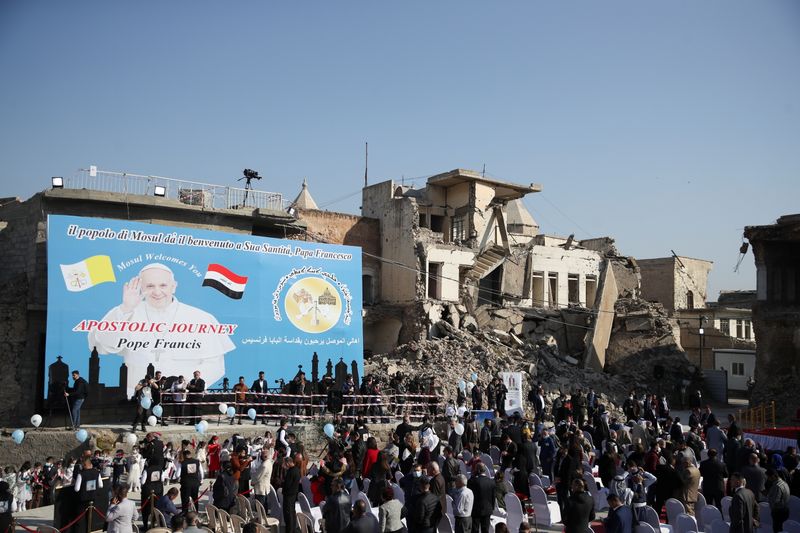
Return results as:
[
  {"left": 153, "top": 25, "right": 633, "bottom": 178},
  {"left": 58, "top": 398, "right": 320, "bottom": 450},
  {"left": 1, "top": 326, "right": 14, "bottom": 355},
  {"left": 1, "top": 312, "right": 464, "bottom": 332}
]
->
[{"left": 698, "top": 315, "right": 708, "bottom": 373}]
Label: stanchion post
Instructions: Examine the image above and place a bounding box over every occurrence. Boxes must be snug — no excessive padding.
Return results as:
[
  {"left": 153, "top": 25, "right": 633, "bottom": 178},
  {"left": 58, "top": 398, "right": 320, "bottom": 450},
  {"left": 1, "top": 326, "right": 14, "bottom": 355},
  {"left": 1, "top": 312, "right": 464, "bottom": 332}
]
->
[
  {"left": 87, "top": 501, "right": 94, "bottom": 533},
  {"left": 771, "top": 401, "right": 776, "bottom": 428}
]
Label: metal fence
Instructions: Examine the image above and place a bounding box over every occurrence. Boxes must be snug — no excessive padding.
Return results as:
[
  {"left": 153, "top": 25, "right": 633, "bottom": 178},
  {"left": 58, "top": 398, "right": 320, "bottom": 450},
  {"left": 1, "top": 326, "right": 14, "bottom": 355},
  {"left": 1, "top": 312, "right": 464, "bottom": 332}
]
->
[{"left": 63, "top": 169, "right": 285, "bottom": 211}]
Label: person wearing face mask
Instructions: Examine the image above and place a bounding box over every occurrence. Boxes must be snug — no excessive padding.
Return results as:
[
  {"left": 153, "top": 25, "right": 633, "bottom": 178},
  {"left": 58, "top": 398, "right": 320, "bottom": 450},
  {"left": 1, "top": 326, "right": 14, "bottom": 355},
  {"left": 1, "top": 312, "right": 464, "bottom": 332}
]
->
[{"left": 399, "top": 463, "right": 424, "bottom": 500}]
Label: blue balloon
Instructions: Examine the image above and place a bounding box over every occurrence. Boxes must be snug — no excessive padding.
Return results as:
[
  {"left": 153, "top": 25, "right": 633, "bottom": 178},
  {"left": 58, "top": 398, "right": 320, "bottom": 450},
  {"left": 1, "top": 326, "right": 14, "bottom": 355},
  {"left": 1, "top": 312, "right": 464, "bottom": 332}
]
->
[
  {"left": 458, "top": 380, "right": 466, "bottom": 391},
  {"left": 471, "top": 373, "right": 478, "bottom": 381},
  {"left": 247, "top": 408, "right": 257, "bottom": 421},
  {"left": 152, "top": 404, "right": 163, "bottom": 417},
  {"left": 323, "top": 423, "right": 335, "bottom": 439},
  {"left": 11, "top": 429, "right": 24, "bottom": 445},
  {"left": 226, "top": 406, "right": 236, "bottom": 418},
  {"left": 140, "top": 397, "right": 152, "bottom": 410},
  {"left": 75, "top": 429, "right": 89, "bottom": 443}
]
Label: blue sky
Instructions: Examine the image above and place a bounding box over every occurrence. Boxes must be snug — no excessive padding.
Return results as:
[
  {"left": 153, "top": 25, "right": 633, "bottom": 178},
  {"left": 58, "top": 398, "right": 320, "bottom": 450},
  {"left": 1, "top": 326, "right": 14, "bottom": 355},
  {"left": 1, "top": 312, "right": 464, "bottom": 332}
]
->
[{"left": 1, "top": 1, "right": 798, "bottom": 299}]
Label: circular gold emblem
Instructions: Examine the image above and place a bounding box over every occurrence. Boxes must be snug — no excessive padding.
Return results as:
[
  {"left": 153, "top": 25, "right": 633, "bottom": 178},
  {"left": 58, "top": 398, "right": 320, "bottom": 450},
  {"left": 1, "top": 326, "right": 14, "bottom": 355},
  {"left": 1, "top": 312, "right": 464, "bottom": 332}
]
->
[{"left": 284, "top": 277, "right": 342, "bottom": 333}]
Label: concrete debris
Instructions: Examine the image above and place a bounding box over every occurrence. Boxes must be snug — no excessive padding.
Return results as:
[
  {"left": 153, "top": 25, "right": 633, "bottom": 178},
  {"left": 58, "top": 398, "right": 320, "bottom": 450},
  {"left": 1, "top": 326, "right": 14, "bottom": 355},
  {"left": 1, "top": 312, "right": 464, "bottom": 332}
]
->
[{"left": 367, "top": 296, "right": 695, "bottom": 417}]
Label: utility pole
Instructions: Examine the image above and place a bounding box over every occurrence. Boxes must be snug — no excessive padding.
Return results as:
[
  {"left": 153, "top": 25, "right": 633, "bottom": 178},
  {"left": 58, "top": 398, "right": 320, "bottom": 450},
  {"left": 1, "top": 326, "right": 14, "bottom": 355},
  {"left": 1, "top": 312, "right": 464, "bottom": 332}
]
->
[{"left": 698, "top": 315, "right": 708, "bottom": 373}]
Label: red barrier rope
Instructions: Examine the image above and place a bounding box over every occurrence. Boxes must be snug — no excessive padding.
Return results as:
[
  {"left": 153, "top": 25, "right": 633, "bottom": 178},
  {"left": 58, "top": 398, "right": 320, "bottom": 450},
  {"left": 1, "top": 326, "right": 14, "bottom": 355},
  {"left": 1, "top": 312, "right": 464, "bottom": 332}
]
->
[
  {"left": 194, "top": 486, "right": 210, "bottom": 503},
  {"left": 93, "top": 507, "right": 107, "bottom": 521},
  {"left": 237, "top": 489, "right": 252, "bottom": 495},
  {"left": 58, "top": 507, "right": 90, "bottom": 531},
  {"left": 17, "top": 524, "right": 37, "bottom": 533}
]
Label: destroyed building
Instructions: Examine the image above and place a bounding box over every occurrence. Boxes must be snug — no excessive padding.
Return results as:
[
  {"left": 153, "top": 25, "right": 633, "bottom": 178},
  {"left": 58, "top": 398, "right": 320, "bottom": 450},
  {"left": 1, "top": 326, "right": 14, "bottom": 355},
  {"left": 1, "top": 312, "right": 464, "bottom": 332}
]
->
[
  {"left": 350, "top": 169, "right": 694, "bottom": 404},
  {"left": 744, "top": 214, "right": 800, "bottom": 423}
]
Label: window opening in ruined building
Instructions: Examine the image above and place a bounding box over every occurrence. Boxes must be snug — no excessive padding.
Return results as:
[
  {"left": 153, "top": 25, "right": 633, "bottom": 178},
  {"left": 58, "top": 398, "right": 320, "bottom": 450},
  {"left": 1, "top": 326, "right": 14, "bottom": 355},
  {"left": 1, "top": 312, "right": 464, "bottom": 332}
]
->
[
  {"left": 532, "top": 272, "right": 545, "bottom": 307},
  {"left": 735, "top": 319, "right": 751, "bottom": 339},
  {"left": 585, "top": 275, "right": 597, "bottom": 308},
  {"left": 450, "top": 215, "right": 466, "bottom": 242},
  {"left": 719, "top": 318, "right": 730, "bottom": 336},
  {"left": 731, "top": 362, "right": 745, "bottom": 376},
  {"left": 548, "top": 272, "right": 558, "bottom": 307},
  {"left": 430, "top": 215, "right": 445, "bottom": 233},
  {"left": 419, "top": 213, "right": 428, "bottom": 229},
  {"left": 568, "top": 274, "right": 580, "bottom": 304},
  {"left": 428, "top": 262, "right": 442, "bottom": 299},
  {"left": 362, "top": 274, "right": 374, "bottom": 305},
  {"left": 686, "top": 290, "right": 695, "bottom": 309},
  {"left": 478, "top": 266, "right": 502, "bottom": 306}
]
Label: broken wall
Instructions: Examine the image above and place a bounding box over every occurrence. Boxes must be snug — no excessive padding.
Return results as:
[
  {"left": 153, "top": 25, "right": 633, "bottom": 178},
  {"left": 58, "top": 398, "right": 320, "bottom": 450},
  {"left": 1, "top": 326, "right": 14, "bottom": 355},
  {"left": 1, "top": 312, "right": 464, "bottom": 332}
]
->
[{"left": 362, "top": 181, "right": 421, "bottom": 303}]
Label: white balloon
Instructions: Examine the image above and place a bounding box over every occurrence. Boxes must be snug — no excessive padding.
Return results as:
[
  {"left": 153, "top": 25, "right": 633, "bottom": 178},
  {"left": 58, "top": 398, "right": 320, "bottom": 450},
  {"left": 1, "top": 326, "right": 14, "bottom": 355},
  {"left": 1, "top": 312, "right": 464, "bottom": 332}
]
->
[
  {"left": 218, "top": 403, "right": 228, "bottom": 414},
  {"left": 147, "top": 415, "right": 157, "bottom": 427},
  {"left": 455, "top": 423, "right": 465, "bottom": 436},
  {"left": 125, "top": 433, "right": 138, "bottom": 446},
  {"left": 30, "top": 414, "right": 42, "bottom": 428}
]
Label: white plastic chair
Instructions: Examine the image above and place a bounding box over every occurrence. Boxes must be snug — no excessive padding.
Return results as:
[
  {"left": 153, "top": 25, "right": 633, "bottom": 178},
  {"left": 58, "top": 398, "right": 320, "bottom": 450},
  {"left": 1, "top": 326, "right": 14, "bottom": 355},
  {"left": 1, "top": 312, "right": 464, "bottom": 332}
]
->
[
  {"left": 461, "top": 450, "right": 472, "bottom": 462},
  {"left": 636, "top": 524, "right": 657, "bottom": 533},
  {"left": 362, "top": 477, "right": 371, "bottom": 494},
  {"left": 205, "top": 503, "right": 219, "bottom": 533},
  {"left": 296, "top": 511, "right": 313, "bottom": 533},
  {"left": 790, "top": 496, "right": 800, "bottom": 522},
  {"left": 504, "top": 492, "right": 525, "bottom": 533},
  {"left": 783, "top": 520, "right": 800, "bottom": 533},
  {"left": 297, "top": 492, "right": 322, "bottom": 532},
  {"left": 674, "top": 513, "right": 698, "bottom": 533},
  {"left": 583, "top": 471, "right": 609, "bottom": 511},
  {"left": 391, "top": 482, "right": 404, "bottom": 504},
  {"left": 489, "top": 445, "right": 501, "bottom": 465},
  {"left": 695, "top": 492, "right": 707, "bottom": 529},
  {"left": 438, "top": 515, "right": 454, "bottom": 533},
  {"left": 721, "top": 496, "right": 732, "bottom": 522},
  {"left": 300, "top": 476, "right": 314, "bottom": 503},
  {"left": 709, "top": 519, "right": 729, "bottom": 533},
  {"left": 666, "top": 498, "right": 686, "bottom": 525},
  {"left": 643, "top": 505, "right": 662, "bottom": 532},
  {"left": 446, "top": 494, "right": 454, "bottom": 523},
  {"left": 481, "top": 453, "right": 494, "bottom": 471},
  {"left": 356, "top": 491, "right": 374, "bottom": 515},
  {"left": 267, "top": 488, "right": 284, "bottom": 528},
  {"left": 530, "top": 484, "right": 561, "bottom": 526},
  {"left": 756, "top": 502, "right": 772, "bottom": 533},
  {"left": 394, "top": 471, "right": 403, "bottom": 483},
  {"left": 363, "top": 513, "right": 380, "bottom": 533},
  {"left": 700, "top": 506, "right": 722, "bottom": 533}
]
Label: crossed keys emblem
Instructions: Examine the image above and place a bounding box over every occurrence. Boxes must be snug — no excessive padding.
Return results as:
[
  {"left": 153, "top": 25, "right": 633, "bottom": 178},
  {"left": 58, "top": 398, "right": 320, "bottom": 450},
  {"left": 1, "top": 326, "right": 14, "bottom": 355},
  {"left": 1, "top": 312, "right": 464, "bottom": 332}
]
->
[{"left": 68, "top": 270, "right": 88, "bottom": 289}]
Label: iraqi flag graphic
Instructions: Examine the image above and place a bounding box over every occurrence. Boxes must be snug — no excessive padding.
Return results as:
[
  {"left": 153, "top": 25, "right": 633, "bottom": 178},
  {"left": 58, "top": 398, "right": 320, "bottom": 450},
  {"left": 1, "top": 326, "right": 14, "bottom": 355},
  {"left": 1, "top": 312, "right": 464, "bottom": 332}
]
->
[{"left": 202, "top": 264, "right": 248, "bottom": 299}]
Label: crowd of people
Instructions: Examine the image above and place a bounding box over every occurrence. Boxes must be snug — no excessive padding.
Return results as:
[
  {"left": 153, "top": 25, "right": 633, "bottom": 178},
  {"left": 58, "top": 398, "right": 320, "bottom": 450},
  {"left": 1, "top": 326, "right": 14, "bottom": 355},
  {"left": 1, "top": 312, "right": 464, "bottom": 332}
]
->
[{"left": 3, "top": 383, "right": 800, "bottom": 533}]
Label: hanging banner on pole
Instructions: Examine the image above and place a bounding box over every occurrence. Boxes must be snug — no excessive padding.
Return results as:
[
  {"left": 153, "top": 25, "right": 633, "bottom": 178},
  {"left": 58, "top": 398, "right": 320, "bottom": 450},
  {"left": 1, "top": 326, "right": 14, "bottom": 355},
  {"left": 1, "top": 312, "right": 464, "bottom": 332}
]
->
[{"left": 500, "top": 371, "right": 524, "bottom": 416}]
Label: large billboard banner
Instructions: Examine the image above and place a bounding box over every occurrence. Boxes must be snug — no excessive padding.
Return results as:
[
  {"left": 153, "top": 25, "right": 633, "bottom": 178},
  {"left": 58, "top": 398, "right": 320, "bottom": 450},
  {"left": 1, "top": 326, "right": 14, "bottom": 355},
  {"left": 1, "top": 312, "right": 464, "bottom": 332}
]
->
[{"left": 45, "top": 215, "right": 363, "bottom": 400}]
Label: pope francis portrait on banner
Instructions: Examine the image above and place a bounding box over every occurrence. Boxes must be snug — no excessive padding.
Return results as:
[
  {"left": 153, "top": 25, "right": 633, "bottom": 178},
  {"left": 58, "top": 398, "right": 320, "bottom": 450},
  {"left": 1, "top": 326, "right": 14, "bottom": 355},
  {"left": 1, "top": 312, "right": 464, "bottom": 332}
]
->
[{"left": 88, "top": 262, "right": 235, "bottom": 397}]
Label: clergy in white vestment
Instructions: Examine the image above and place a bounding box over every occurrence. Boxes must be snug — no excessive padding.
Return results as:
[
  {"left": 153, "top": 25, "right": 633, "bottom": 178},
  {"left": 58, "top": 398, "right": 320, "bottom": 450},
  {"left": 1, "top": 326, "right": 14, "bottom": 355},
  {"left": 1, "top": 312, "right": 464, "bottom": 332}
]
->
[{"left": 88, "top": 263, "right": 236, "bottom": 397}]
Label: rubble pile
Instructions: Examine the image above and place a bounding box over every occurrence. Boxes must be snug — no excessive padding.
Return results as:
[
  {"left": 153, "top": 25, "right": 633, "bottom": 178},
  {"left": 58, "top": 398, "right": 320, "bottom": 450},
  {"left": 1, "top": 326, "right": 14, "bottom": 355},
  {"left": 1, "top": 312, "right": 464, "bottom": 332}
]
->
[
  {"left": 367, "top": 296, "right": 696, "bottom": 415},
  {"left": 604, "top": 298, "right": 694, "bottom": 391},
  {"left": 366, "top": 318, "right": 628, "bottom": 417}
]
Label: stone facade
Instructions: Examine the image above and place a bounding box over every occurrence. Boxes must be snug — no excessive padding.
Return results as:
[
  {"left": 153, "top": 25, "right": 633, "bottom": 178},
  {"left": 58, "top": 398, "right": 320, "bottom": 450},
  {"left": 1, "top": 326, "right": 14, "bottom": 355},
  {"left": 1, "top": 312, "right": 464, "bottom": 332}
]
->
[
  {"left": 744, "top": 214, "right": 800, "bottom": 423},
  {"left": 638, "top": 256, "right": 713, "bottom": 314}
]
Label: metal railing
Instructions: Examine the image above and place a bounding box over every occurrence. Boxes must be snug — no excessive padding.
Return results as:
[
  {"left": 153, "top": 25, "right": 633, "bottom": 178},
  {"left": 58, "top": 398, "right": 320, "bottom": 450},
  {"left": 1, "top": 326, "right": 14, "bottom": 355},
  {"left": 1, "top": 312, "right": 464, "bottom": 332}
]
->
[
  {"left": 62, "top": 168, "right": 286, "bottom": 211},
  {"left": 738, "top": 401, "right": 776, "bottom": 430}
]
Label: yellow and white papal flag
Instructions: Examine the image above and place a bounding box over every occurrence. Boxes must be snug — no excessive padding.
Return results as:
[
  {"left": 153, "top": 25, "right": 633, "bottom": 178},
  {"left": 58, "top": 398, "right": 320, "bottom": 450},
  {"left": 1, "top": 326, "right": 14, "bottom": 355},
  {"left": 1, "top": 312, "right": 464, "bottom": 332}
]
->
[{"left": 60, "top": 255, "right": 116, "bottom": 292}]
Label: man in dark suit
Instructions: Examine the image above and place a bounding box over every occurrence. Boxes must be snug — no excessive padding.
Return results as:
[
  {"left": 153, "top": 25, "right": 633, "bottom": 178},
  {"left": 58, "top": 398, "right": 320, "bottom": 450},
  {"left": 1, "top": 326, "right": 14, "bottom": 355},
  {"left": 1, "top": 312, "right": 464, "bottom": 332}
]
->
[
  {"left": 729, "top": 473, "right": 759, "bottom": 533},
  {"left": 517, "top": 432, "right": 540, "bottom": 476},
  {"left": 250, "top": 371, "right": 269, "bottom": 425},
  {"left": 186, "top": 370, "right": 205, "bottom": 425},
  {"left": 467, "top": 463, "right": 495, "bottom": 533},
  {"left": 282, "top": 456, "right": 301, "bottom": 533},
  {"left": 64, "top": 370, "right": 89, "bottom": 429},
  {"left": 563, "top": 478, "right": 595, "bottom": 533},
  {"left": 740, "top": 452, "right": 766, "bottom": 502},
  {"left": 322, "top": 479, "right": 351, "bottom": 533},
  {"left": 605, "top": 493, "right": 633, "bottom": 533},
  {"left": 699, "top": 448, "right": 728, "bottom": 508},
  {"left": 407, "top": 476, "right": 441, "bottom": 533}
]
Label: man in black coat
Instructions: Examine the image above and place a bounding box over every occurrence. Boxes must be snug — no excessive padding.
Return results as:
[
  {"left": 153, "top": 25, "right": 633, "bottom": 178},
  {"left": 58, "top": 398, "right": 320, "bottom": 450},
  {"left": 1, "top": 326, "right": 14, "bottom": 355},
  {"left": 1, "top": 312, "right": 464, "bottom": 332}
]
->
[
  {"left": 699, "top": 448, "right": 728, "bottom": 508},
  {"left": 605, "top": 493, "right": 633, "bottom": 533},
  {"left": 740, "top": 453, "right": 766, "bottom": 502},
  {"left": 407, "top": 477, "right": 441, "bottom": 533},
  {"left": 517, "top": 432, "right": 540, "bottom": 475},
  {"left": 65, "top": 370, "right": 89, "bottom": 429},
  {"left": 250, "top": 371, "right": 269, "bottom": 425},
  {"left": 322, "top": 479, "right": 351, "bottom": 533},
  {"left": 395, "top": 415, "right": 418, "bottom": 455},
  {"left": 729, "top": 473, "right": 759, "bottom": 533},
  {"left": 654, "top": 454, "right": 682, "bottom": 517},
  {"left": 282, "top": 456, "right": 301, "bottom": 533},
  {"left": 563, "top": 478, "right": 596, "bottom": 533},
  {"left": 186, "top": 370, "right": 205, "bottom": 425},
  {"left": 467, "top": 463, "right": 495, "bottom": 533}
]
